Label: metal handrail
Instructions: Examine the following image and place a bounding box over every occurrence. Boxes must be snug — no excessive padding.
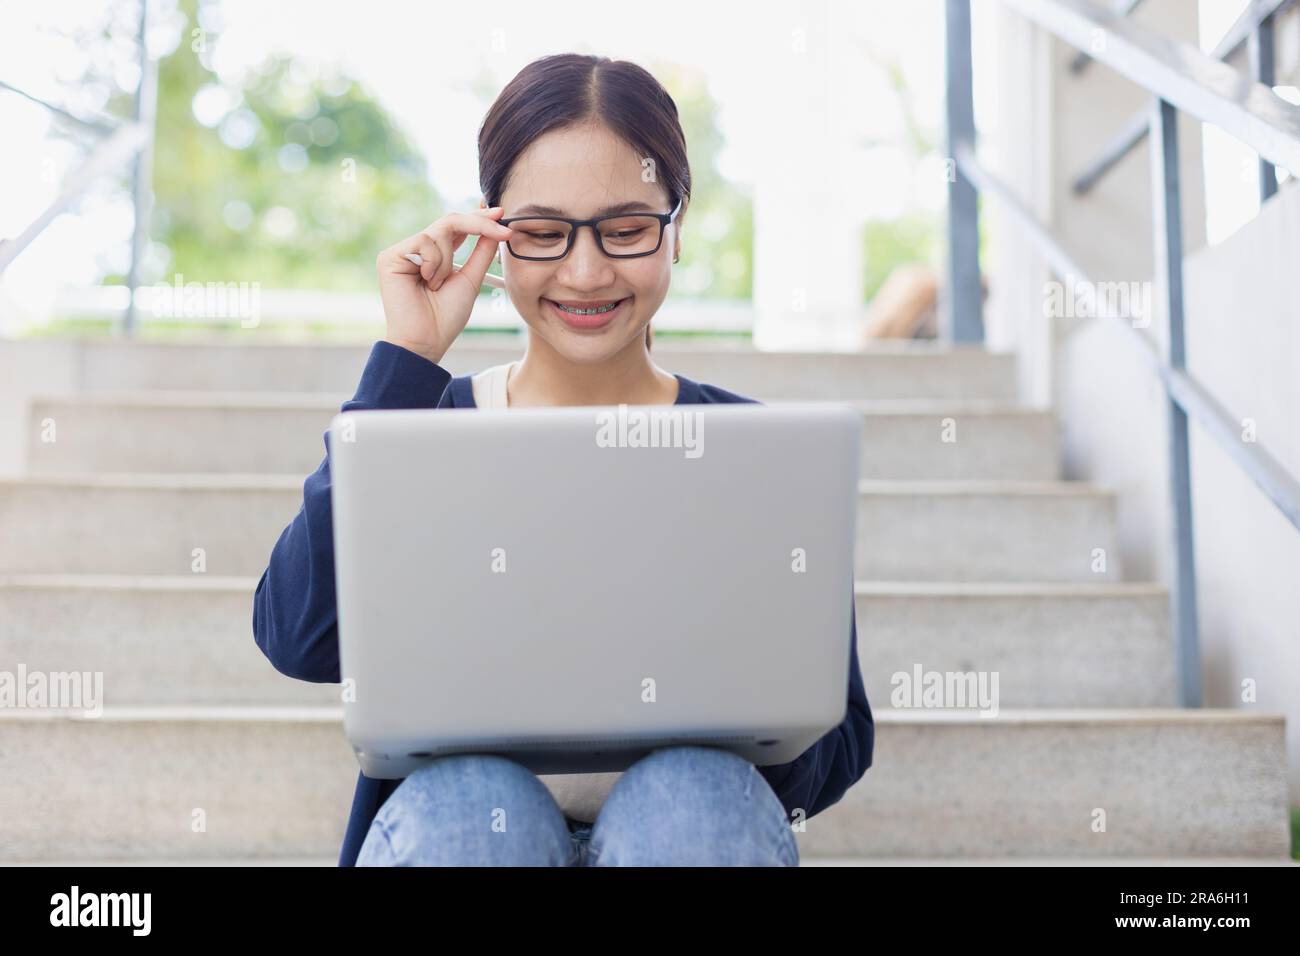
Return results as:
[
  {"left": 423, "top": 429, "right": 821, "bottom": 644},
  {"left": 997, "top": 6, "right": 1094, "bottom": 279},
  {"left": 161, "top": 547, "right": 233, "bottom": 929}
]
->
[
  {"left": 944, "top": 0, "right": 1300, "bottom": 708},
  {"left": 0, "top": 79, "right": 121, "bottom": 136},
  {"left": 1071, "top": 0, "right": 1295, "bottom": 195},
  {"left": 1212, "top": 0, "right": 1292, "bottom": 61},
  {"left": 954, "top": 141, "right": 1300, "bottom": 535},
  {"left": 1002, "top": 0, "right": 1300, "bottom": 173},
  {"left": 0, "top": 121, "right": 148, "bottom": 272},
  {"left": 1068, "top": 0, "right": 1147, "bottom": 74}
]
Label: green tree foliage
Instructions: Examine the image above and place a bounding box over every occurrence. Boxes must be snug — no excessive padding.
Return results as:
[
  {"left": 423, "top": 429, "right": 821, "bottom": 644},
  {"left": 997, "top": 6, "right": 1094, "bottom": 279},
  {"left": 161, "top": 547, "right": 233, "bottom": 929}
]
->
[
  {"left": 146, "top": 0, "right": 440, "bottom": 290},
  {"left": 63, "top": 3, "right": 749, "bottom": 300}
]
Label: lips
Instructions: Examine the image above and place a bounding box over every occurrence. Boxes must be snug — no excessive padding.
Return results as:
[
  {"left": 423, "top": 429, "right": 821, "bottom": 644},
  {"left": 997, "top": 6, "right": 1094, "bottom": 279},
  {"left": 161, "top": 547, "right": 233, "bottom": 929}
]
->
[{"left": 544, "top": 296, "right": 629, "bottom": 329}]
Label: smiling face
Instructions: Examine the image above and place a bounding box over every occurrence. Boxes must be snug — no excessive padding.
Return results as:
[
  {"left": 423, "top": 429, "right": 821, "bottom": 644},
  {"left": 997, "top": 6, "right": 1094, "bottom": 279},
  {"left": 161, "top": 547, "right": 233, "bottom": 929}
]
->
[{"left": 496, "top": 122, "right": 682, "bottom": 363}]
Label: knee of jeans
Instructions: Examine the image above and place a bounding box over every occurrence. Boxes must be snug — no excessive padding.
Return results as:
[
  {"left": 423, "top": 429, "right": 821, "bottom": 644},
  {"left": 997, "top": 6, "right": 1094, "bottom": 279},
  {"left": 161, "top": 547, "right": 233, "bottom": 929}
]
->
[
  {"left": 622, "top": 745, "right": 756, "bottom": 788},
  {"left": 602, "top": 745, "right": 771, "bottom": 820},
  {"left": 590, "top": 746, "right": 797, "bottom": 866},
  {"left": 400, "top": 753, "right": 529, "bottom": 795},
  {"left": 370, "top": 754, "right": 573, "bottom": 865},
  {"left": 382, "top": 753, "right": 562, "bottom": 824}
]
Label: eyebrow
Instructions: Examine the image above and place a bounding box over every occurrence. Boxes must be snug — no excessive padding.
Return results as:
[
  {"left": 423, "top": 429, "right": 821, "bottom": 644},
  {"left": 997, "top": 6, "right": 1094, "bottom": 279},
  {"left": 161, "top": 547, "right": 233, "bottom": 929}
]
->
[{"left": 510, "top": 200, "right": 658, "bottom": 217}]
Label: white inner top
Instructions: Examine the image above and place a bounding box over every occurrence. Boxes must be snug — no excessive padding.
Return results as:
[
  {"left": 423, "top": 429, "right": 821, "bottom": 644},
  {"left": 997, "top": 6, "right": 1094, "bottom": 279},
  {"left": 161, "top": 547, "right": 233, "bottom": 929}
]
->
[{"left": 469, "top": 360, "right": 519, "bottom": 410}]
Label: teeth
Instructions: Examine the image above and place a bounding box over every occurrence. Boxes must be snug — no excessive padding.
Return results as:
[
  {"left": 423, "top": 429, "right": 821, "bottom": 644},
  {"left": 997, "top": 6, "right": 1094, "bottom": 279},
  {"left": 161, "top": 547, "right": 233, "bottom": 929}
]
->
[{"left": 554, "top": 300, "right": 620, "bottom": 315}]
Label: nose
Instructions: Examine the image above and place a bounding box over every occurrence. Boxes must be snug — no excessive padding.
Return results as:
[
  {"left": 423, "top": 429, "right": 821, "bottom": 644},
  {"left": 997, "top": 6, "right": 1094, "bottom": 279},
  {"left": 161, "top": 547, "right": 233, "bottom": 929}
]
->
[{"left": 557, "top": 224, "right": 616, "bottom": 287}]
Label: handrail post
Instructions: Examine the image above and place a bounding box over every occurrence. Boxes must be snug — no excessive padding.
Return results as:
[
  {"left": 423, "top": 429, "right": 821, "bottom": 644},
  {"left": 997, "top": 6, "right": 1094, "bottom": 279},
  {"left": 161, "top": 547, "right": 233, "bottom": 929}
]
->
[
  {"left": 123, "top": 0, "right": 158, "bottom": 338},
  {"left": 1150, "top": 98, "right": 1203, "bottom": 708},
  {"left": 1248, "top": 5, "right": 1279, "bottom": 201},
  {"left": 944, "top": 0, "right": 984, "bottom": 344}
]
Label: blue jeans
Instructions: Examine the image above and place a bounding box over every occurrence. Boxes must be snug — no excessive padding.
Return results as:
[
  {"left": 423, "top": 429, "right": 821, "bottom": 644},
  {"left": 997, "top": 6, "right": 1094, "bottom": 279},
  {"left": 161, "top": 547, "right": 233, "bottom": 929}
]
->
[{"left": 355, "top": 745, "right": 799, "bottom": 866}]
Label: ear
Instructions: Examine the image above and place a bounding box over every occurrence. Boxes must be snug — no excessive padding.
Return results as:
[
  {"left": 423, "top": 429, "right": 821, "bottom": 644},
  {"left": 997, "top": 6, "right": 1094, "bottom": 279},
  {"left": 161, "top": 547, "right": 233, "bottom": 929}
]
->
[{"left": 671, "top": 202, "right": 685, "bottom": 262}]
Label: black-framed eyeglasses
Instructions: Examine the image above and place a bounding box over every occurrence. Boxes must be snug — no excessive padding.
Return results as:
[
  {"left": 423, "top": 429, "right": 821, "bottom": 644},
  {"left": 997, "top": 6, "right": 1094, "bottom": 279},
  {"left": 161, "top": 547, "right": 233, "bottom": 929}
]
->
[{"left": 499, "top": 199, "right": 682, "bottom": 261}]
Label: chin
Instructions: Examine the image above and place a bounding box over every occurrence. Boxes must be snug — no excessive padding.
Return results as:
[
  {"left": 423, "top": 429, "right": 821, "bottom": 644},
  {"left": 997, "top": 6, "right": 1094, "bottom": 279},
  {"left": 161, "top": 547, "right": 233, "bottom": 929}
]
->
[
  {"left": 529, "top": 323, "right": 635, "bottom": 361},
  {"left": 552, "top": 333, "right": 629, "bottom": 361}
]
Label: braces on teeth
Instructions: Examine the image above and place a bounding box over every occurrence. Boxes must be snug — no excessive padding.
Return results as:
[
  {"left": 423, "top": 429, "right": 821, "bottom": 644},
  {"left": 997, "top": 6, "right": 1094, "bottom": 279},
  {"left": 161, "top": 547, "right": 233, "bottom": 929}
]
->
[{"left": 554, "top": 300, "right": 621, "bottom": 315}]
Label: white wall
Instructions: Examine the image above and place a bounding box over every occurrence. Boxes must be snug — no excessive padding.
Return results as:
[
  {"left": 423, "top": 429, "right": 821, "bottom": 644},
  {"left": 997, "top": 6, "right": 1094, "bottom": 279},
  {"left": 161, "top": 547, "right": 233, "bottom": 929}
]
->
[
  {"left": 1048, "top": 0, "right": 1207, "bottom": 582},
  {"left": 1182, "top": 181, "right": 1300, "bottom": 800}
]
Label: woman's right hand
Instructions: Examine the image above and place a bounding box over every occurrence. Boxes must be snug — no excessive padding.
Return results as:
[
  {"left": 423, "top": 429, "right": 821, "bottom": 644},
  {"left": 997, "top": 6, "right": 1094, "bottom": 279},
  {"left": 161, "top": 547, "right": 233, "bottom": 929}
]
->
[{"left": 376, "top": 206, "right": 513, "bottom": 366}]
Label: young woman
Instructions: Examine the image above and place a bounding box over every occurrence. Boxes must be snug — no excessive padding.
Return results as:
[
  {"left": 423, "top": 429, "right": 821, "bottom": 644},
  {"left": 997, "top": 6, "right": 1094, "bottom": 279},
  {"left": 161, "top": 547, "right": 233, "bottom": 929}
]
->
[{"left": 253, "top": 52, "right": 874, "bottom": 867}]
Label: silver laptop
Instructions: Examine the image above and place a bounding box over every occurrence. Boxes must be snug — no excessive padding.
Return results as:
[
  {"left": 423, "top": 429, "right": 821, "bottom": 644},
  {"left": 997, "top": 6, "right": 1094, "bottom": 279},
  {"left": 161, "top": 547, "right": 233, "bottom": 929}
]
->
[{"left": 329, "top": 400, "right": 861, "bottom": 780}]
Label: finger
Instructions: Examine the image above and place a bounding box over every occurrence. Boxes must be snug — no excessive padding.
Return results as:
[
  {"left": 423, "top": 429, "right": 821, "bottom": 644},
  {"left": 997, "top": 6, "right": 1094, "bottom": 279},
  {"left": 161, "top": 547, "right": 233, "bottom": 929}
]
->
[
  {"left": 436, "top": 209, "right": 512, "bottom": 245},
  {"left": 380, "top": 243, "right": 424, "bottom": 275},
  {"left": 400, "top": 243, "right": 436, "bottom": 283},
  {"left": 426, "top": 209, "right": 510, "bottom": 289},
  {"left": 425, "top": 233, "right": 454, "bottom": 287},
  {"left": 447, "top": 232, "right": 500, "bottom": 294},
  {"left": 442, "top": 263, "right": 505, "bottom": 289},
  {"left": 431, "top": 236, "right": 457, "bottom": 288},
  {"left": 409, "top": 237, "right": 441, "bottom": 282}
]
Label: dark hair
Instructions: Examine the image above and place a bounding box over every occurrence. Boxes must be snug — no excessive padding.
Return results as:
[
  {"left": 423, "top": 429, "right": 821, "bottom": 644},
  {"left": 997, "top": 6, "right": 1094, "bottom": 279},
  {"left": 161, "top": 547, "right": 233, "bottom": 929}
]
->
[{"left": 478, "top": 53, "right": 691, "bottom": 350}]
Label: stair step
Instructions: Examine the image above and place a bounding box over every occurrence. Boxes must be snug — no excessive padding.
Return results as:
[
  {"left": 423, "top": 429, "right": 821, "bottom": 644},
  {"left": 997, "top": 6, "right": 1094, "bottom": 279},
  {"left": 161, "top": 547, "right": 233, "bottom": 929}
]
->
[
  {"left": 26, "top": 394, "right": 1059, "bottom": 480},
  {"left": 0, "top": 574, "right": 338, "bottom": 707},
  {"left": 0, "top": 476, "right": 1118, "bottom": 580},
  {"left": 857, "top": 581, "right": 1174, "bottom": 707},
  {"left": 0, "top": 575, "right": 1167, "bottom": 709},
  {"left": 806, "top": 709, "right": 1290, "bottom": 859},
  {"left": 0, "top": 707, "right": 352, "bottom": 860},
  {"left": 0, "top": 707, "right": 1285, "bottom": 860},
  {"left": 15, "top": 337, "right": 1020, "bottom": 400},
  {"left": 854, "top": 481, "right": 1117, "bottom": 580}
]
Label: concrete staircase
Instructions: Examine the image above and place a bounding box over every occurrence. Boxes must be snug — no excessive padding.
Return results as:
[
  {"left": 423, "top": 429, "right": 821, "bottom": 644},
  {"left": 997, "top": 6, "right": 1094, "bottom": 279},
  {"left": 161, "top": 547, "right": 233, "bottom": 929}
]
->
[{"left": 0, "top": 335, "right": 1290, "bottom": 863}]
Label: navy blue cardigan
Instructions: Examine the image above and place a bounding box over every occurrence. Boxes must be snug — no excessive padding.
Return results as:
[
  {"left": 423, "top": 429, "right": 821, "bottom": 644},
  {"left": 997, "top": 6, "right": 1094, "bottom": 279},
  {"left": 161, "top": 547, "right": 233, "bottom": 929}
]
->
[{"left": 252, "top": 339, "right": 874, "bottom": 866}]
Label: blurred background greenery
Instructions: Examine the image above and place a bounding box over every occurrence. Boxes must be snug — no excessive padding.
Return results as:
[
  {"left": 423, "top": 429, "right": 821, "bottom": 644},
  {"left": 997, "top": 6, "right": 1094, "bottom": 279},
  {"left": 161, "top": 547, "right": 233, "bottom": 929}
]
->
[
  {"left": 16, "top": 0, "right": 949, "bottom": 329},
  {"left": 120, "top": 0, "right": 762, "bottom": 299}
]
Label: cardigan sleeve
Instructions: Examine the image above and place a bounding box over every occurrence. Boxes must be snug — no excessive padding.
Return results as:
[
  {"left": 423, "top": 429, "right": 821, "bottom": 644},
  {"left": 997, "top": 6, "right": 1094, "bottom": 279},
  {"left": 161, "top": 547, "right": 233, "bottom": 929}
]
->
[
  {"left": 252, "top": 341, "right": 454, "bottom": 683},
  {"left": 754, "top": 599, "right": 874, "bottom": 820}
]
